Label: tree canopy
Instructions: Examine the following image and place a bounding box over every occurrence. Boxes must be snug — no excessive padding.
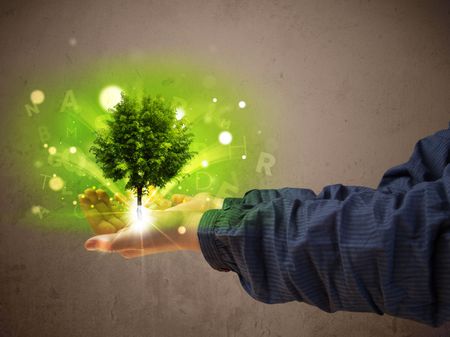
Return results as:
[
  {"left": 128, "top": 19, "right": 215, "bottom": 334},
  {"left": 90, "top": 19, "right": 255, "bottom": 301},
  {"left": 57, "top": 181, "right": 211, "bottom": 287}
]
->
[{"left": 90, "top": 93, "right": 197, "bottom": 204}]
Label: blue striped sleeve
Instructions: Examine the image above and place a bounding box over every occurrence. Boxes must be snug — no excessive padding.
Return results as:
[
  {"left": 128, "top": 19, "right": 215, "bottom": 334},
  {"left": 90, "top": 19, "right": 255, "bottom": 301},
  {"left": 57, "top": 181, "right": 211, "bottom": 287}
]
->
[
  {"left": 377, "top": 122, "right": 450, "bottom": 192},
  {"left": 197, "top": 123, "right": 450, "bottom": 327}
]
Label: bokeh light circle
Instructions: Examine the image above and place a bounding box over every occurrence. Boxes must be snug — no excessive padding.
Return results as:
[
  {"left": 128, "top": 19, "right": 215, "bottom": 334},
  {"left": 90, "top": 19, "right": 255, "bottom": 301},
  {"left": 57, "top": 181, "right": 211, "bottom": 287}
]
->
[
  {"left": 218, "top": 131, "right": 232, "bottom": 145},
  {"left": 99, "top": 86, "right": 123, "bottom": 111},
  {"left": 49, "top": 176, "right": 64, "bottom": 191},
  {"left": 48, "top": 146, "right": 57, "bottom": 155},
  {"left": 30, "top": 90, "right": 45, "bottom": 104}
]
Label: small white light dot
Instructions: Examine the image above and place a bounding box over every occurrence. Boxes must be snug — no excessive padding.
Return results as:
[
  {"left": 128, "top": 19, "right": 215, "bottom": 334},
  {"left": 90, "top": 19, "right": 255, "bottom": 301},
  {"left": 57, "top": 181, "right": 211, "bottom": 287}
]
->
[
  {"left": 212, "top": 97, "right": 218, "bottom": 103},
  {"left": 72, "top": 200, "right": 77, "bottom": 205},
  {"left": 238, "top": 100, "right": 246, "bottom": 109},
  {"left": 257, "top": 130, "right": 262, "bottom": 135},
  {"left": 201, "top": 160, "right": 208, "bottom": 167},
  {"left": 242, "top": 154, "right": 247, "bottom": 159},
  {"left": 48, "top": 146, "right": 57, "bottom": 155},
  {"left": 218, "top": 131, "right": 232, "bottom": 145},
  {"left": 30, "top": 90, "right": 45, "bottom": 105},
  {"left": 69, "top": 146, "right": 77, "bottom": 154},
  {"left": 43, "top": 143, "right": 48, "bottom": 148},
  {"left": 178, "top": 226, "right": 186, "bottom": 235},
  {"left": 178, "top": 186, "right": 182, "bottom": 190},
  {"left": 69, "top": 37, "right": 77, "bottom": 46},
  {"left": 175, "top": 107, "right": 185, "bottom": 120}
]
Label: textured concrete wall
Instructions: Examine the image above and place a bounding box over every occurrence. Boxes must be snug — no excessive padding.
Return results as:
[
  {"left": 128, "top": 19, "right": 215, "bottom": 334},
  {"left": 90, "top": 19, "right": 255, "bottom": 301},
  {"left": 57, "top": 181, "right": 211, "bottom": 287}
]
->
[{"left": 1, "top": 0, "right": 450, "bottom": 336}]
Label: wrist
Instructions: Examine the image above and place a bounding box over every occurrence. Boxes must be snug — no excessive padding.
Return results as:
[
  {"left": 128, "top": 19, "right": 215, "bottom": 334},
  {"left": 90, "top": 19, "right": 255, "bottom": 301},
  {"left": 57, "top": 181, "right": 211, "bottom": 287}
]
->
[
  {"left": 213, "top": 197, "right": 224, "bottom": 209},
  {"left": 179, "top": 210, "right": 203, "bottom": 252}
]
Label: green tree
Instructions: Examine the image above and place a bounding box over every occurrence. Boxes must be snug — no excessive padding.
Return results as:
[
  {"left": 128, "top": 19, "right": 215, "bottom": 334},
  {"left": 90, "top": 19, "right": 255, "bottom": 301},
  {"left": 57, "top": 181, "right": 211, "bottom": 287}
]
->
[{"left": 90, "top": 93, "right": 197, "bottom": 208}]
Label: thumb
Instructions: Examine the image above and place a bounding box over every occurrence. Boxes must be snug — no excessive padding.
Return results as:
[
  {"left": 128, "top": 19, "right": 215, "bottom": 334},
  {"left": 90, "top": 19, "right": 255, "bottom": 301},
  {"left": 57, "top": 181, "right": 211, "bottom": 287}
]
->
[{"left": 85, "top": 234, "right": 117, "bottom": 252}]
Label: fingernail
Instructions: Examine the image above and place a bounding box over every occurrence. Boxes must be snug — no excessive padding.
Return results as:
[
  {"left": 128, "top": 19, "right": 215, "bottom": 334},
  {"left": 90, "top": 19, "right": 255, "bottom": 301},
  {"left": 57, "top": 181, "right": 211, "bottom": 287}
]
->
[{"left": 85, "top": 239, "right": 97, "bottom": 251}]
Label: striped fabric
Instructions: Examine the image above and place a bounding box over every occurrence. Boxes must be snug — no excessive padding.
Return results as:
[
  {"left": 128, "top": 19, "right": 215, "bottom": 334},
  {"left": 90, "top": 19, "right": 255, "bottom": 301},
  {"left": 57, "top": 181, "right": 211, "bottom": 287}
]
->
[{"left": 197, "top": 122, "right": 450, "bottom": 327}]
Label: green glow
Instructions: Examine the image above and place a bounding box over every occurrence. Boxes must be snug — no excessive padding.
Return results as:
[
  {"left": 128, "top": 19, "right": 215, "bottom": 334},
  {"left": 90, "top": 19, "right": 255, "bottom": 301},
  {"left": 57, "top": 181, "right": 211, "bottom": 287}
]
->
[{"left": 13, "top": 54, "right": 276, "bottom": 233}]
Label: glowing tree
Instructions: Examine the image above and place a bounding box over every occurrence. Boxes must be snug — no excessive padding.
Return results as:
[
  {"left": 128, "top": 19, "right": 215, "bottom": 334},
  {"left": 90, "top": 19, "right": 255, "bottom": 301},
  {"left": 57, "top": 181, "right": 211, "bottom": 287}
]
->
[{"left": 90, "top": 93, "right": 197, "bottom": 214}]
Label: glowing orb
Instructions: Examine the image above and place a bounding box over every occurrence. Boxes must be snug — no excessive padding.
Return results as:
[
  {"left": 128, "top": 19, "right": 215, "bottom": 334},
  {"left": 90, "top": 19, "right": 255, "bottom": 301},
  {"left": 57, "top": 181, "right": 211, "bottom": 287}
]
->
[
  {"left": 48, "top": 146, "right": 57, "bottom": 155},
  {"left": 72, "top": 201, "right": 77, "bottom": 205},
  {"left": 30, "top": 90, "right": 45, "bottom": 104},
  {"left": 31, "top": 206, "right": 40, "bottom": 214},
  {"left": 219, "top": 131, "right": 232, "bottom": 145},
  {"left": 242, "top": 154, "right": 247, "bottom": 159},
  {"left": 175, "top": 107, "right": 185, "bottom": 120},
  {"left": 69, "top": 37, "right": 77, "bottom": 46},
  {"left": 178, "top": 226, "right": 186, "bottom": 235},
  {"left": 238, "top": 100, "right": 246, "bottom": 109},
  {"left": 69, "top": 146, "right": 77, "bottom": 154},
  {"left": 201, "top": 160, "right": 208, "bottom": 167},
  {"left": 43, "top": 143, "right": 48, "bottom": 148},
  {"left": 49, "top": 176, "right": 64, "bottom": 191},
  {"left": 99, "top": 85, "right": 123, "bottom": 111},
  {"left": 212, "top": 97, "right": 218, "bottom": 103}
]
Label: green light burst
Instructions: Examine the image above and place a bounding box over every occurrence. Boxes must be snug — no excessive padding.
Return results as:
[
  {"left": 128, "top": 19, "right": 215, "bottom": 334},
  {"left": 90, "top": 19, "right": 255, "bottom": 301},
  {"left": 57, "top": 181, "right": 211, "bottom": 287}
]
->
[{"left": 14, "top": 55, "right": 277, "bottom": 233}]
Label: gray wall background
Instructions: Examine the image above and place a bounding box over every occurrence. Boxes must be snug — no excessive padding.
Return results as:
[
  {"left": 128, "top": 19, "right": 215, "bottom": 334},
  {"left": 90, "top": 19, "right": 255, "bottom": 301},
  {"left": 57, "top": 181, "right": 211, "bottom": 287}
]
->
[{"left": 1, "top": 0, "right": 450, "bottom": 336}]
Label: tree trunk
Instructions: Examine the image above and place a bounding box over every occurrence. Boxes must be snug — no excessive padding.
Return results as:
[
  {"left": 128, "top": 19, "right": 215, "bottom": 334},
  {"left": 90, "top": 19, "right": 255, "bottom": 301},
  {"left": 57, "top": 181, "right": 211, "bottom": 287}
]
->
[{"left": 137, "top": 186, "right": 143, "bottom": 206}]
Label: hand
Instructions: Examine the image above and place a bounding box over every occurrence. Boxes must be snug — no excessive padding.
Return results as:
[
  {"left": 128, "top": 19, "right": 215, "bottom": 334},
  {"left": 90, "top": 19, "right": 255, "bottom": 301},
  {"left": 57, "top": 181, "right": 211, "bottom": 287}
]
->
[
  {"left": 81, "top": 189, "right": 224, "bottom": 258},
  {"left": 78, "top": 187, "right": 197, "bottom": 235},
  {"left": 85, "top": 209, "right": 204, "bottom": 258},
  {"left": 78, "top": 188, "right": 127, "bottom": 234}
]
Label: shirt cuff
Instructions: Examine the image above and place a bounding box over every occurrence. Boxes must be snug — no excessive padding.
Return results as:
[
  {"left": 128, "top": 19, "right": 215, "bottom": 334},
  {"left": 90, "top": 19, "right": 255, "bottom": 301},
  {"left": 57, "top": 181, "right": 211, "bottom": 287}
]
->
[
  {"left": 222, "top": 197, "right": 243, "bottom": 209},
  {"left": 197, "top": 206, "right": 244, "bottom": 272}
]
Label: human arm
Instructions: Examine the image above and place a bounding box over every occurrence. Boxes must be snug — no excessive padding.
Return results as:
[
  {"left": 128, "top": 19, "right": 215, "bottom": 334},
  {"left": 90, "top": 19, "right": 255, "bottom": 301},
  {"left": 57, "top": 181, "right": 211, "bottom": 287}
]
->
[
  {"left": 377, "top": 122, "right": 450, "bottom": 192},
  {"left": 197, "top": 168, "right": 450, "bottom": 327}
]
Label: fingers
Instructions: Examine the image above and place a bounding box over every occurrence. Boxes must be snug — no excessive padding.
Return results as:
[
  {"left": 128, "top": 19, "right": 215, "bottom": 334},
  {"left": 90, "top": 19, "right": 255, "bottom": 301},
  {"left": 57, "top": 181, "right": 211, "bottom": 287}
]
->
[
  {"left": 96, "top": 220, "right": 117, "bottom": 234},
  {"left": 171, "top": 194, "right": 192, "bottom": 205},
  {"left": 85, "top": 233, "right": 117, "bottom": 251},
  {"left": 114, "top": 192, "right": 129, "bottom": 205},
  {"left": 84, "top": 188, "right": 98, "bottom": 204},
  {"left": 96, "top": 189, "right": 111, "bottom": 207},
  {"left": 143, "top": 189, "right": 173, "bottom": 210},
  {"left": 79, "top": 188, "right": 127, "bottom": 234},
  {"left": 85, "top": 229, "right": 144, "bottom": 252}
]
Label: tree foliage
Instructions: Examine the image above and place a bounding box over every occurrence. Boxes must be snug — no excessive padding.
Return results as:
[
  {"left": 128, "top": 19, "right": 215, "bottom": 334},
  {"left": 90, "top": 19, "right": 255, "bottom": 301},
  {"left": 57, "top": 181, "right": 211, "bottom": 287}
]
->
[{"left": 90, "top": 93, "right": 197, "bottom": 202}]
